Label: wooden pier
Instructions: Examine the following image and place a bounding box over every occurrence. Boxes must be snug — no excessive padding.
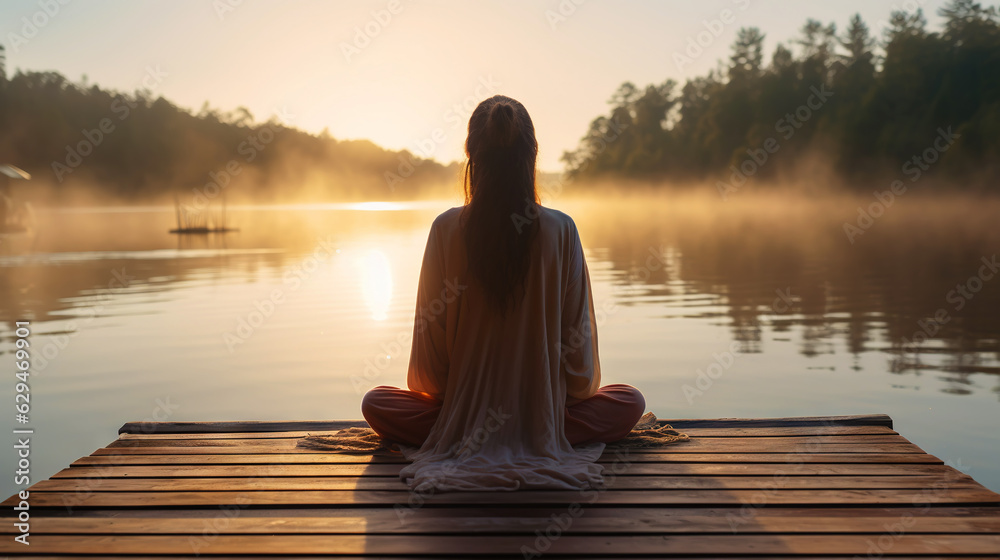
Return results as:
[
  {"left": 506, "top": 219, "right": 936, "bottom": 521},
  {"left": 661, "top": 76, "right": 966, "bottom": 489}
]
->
[{"left": 3, "top": 413, "right": 999, "bottom": 557}]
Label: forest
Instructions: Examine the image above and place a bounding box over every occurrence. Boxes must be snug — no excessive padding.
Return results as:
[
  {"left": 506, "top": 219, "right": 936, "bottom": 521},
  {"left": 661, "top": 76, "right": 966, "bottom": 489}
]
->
[
  {"left": 562, "top": 1, "right": 1000, "bottom": 192},
  {"left": 0, "top": 49, "right": 458, "bottom": 203},
  {"left": 2, "top": 1, "right": 998, "bottom": 202}
]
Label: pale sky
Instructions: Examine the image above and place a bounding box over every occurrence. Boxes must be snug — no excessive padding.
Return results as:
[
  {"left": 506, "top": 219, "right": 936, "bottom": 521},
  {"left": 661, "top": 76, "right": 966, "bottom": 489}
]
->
[{"left": 2, "top": 0, "right": 950, "bottom": 171}]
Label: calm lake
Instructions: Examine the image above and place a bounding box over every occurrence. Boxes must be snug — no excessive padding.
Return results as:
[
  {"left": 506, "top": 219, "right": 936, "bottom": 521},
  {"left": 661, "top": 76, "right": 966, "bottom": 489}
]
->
[{"left": 1, "top": 192, "right": 998, "bottom": 498}]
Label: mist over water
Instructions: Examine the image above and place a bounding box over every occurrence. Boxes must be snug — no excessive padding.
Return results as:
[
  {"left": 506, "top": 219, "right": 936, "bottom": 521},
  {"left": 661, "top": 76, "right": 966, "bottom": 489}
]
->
[{"left": 0, "top": 190, "right": 998, "bottom": 498}]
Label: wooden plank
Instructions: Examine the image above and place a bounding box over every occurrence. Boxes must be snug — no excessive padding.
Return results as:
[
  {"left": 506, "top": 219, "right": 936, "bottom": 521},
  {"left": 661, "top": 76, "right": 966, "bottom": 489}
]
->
[
  {"left": 87, "top": 448, "right": 947, "bottom": 462},
  {"left": 28, "top": 475, "right": 982, "bottom": 493},
  {"left": 75, "top": 453, "right": 408, "bottom": 465},
  {"left": 0, "top": 557, "right": 423, "bottom": 560},
  {"left": 110, "top": 434, "right": 916, "bottom": 447},
  {"left": 115, "top": 425, "right": 900, "bottom": 439},
  {"left": 632, "top": 424, "right": 898, "bottom": 437},
  {"left": 8, "top": 488, "right": 1000, "bottom": 508},
  {"left": 8, "top": 505, "right": 996, "bottom": 519},
  {"left": 118, "top": 420, "right": 367, "bottom": 435},
  {"left": 3, "top": 511, "right": 999, "bottom": 535},
  {"left": 56, "top": 462, "right": 965, "bottom": 478},
  {"left": 105, "top": 440, "right": 927, "bottom": 455},
  {"left": 2, "top": 557, "right": 995, "bottom": 560},
  {"left": 661, "top": 414, "right": 894, "bottom": 428},
  {"left": 117, "top": 414, "right": 893, "bottom": 434},
  {"left": 5, "top": 534, "right": 1000, "bottom": 555},
  {"left": 10, "top": 412, "right": 1000, "bottom": 558}
]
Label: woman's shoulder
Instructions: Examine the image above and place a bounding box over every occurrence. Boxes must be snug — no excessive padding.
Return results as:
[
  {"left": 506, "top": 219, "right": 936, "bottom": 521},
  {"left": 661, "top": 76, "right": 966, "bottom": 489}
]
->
[
  {"left": 436, "top": 206, "right": 464, "bottom": 220},
  {"left": 430, "top": 204, "right": 578, "bottom": 236},
  {"left": 430, "top": 206, "right": 464, "bottom": 230},
  {"left": 538, "top": 205, "right": 580, "bottom": 239},
  {"left": 539, "top": 205, "right": 575, "bottom": 226}
]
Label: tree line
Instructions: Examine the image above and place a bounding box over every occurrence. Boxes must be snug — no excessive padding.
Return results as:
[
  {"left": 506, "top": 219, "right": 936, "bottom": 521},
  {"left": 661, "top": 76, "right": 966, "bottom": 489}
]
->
[
  {"left": 0, "top": 51, "right": 457, "bottom": 202},
  {"left": 562, "top": 1, "right": 1000, "bottom": 191}
]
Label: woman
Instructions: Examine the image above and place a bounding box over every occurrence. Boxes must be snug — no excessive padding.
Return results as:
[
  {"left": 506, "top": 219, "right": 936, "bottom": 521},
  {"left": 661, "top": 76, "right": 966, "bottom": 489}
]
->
[{"left": 362, "top": 95, "right": 645, "bottom": 492}]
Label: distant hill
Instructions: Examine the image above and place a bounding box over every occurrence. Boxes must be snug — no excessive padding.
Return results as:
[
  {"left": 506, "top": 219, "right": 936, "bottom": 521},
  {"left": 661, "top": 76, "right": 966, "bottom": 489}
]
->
[{"left": 0, "top": 54, "right": 461, "bottom": 204}]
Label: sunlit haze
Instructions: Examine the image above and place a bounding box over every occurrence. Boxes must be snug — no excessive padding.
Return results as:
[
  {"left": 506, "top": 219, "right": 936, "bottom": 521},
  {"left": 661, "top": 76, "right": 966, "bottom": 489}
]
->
[
  {"left": 2, "top": 0, "right": 950, "bottom": 170},
  {"left": 3, "top": 0, "right": 1000, "bottom": 550}
]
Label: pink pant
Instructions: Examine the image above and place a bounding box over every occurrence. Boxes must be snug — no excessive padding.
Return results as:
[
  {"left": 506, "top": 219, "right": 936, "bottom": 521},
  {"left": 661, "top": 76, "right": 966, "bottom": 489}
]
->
[{"left": 361, "top": 384, "right": 645, "bottom": 447}]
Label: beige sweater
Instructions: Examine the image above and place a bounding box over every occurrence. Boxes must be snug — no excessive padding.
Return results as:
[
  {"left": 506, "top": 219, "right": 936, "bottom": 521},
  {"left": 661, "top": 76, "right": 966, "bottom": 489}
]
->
[{"left": 398, "top": 205, "right": 606, "bottom": 492}]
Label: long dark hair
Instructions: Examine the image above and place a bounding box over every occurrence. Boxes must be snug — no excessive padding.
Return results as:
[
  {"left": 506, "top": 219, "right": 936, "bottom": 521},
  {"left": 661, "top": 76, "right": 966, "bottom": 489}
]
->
[{"left": 461, "top": 95, "right": 540, "bottom": 314}]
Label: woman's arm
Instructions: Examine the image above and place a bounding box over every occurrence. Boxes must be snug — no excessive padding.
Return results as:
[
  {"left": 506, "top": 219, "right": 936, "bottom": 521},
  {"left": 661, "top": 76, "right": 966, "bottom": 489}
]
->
[
  {"left": 406, "top": 218, "right": 449, "bottom": 399},
  {"left": 561, "top": 220, "right": 601, "bottom": 402}
]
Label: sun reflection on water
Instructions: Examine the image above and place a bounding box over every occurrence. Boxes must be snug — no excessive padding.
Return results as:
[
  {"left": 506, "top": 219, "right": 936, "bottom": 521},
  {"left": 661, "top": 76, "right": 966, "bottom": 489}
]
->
[{"left": 358, "top": 249, "right": 393, "bottom": 321}]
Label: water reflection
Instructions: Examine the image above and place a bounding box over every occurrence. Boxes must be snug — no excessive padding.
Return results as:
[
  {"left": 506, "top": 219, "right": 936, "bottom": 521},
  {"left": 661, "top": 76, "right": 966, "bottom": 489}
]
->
[
  {"left": 358, "top": 250, "right": 393, "bottom": 321},
  {"left": 0, "top": 195, "right": 998, "bottom": 498},
  {"left": 1, "top": 197, "right": 998, "bottom": 395},
  {"left": 562, "top": 193, "right": 1000, "bottom": 398}
]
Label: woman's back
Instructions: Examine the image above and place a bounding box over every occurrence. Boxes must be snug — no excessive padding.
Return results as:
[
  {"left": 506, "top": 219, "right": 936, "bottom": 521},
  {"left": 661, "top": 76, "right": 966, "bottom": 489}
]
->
[
  {"left": 398, "top": 204, "right": 606, "bottom": 492},
  {"left": 362, "top": 94, "right": 644, "bottom": 492}
]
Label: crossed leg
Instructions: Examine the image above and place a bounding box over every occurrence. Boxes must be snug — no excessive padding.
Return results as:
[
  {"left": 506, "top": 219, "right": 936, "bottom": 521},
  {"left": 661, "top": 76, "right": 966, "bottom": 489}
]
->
[{"left": 361, "top": 383, "right": 646, "bottom": 447}]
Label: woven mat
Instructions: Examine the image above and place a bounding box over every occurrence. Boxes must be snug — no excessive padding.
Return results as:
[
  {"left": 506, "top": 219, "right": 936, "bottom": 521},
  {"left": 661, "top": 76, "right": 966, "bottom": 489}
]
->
[
  {"left": 604, "top": 411, "right": 690, "bottom": 449},
  {"left": 296, "top": 412, "right": 689, "bottom": 453}
]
